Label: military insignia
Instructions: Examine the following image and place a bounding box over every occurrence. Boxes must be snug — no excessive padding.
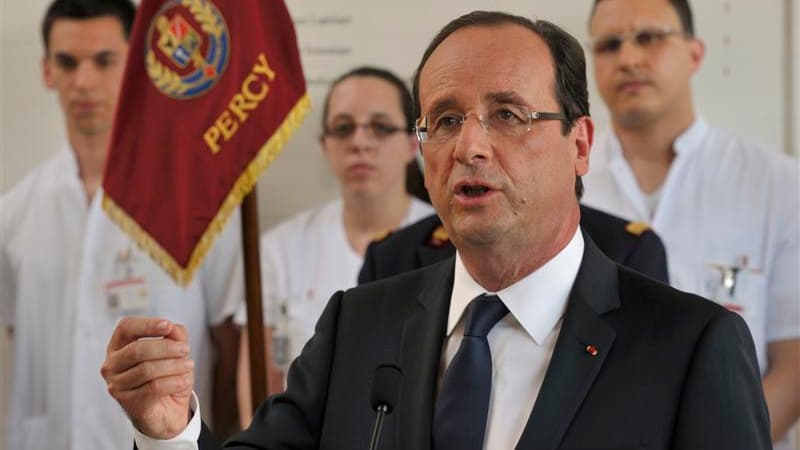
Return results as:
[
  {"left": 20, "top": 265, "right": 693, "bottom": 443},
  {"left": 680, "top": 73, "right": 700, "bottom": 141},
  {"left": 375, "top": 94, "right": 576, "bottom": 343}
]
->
[
  {"left": 427, "top": 225, "right": 450, "bottom": 247},
  {"left": 145, "top": 0, "right": 230, "bottom": 99},
  {"left": 625, "top": 221, "right": 650, "bottom": 236},
  {"left": 372, "top": 229, "right": 393, "bottom": 242}
]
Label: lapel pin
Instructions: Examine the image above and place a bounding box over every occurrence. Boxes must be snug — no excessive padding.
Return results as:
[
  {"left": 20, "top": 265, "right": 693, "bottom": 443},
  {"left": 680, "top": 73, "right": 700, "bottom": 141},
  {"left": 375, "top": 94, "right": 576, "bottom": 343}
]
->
[{"left": 585, "top": 345, "right": 598, "bottom": 356}]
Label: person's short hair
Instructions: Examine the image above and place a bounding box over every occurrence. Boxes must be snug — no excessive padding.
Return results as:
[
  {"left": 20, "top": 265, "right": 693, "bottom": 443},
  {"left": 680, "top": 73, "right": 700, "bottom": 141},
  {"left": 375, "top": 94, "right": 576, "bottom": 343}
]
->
[
  {"left": 411, "top": 10, "right": 589, "bottom": 198},
  {"left": 321, "top": 66, "right": 430, "bottom": 203},
  {"left": 590, "top": 0, "right": 695, "bottom": 36},
  {"left": 41, "top": 0, "right": 136, "bottom": 52}
]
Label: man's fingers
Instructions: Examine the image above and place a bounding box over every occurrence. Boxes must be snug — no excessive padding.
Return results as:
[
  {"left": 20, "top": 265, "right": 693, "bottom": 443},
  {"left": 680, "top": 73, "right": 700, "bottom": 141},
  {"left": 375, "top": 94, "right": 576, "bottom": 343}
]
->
[
  {"left": 103, "top": 337, "right": 190, "bottom": 376},
  {"left": 165, "top": 323, "right": 188, "bottom": 343},
  {"left": 107, "top": 317, "right": 173, "bottom": 353},
  {"left": 106, "top": 357, "right": 195, "bottom": 392},
  {"left": 111, "top": 371, "right": 195, "bottom": 404}
]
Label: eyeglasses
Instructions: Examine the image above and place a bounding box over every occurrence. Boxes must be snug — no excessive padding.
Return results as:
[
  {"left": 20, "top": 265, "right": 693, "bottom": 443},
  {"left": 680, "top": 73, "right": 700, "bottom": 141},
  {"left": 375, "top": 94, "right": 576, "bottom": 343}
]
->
[
  {"left": 323, "top": 121, "right": 407, "bottom": 141},
  {"left": 414, "top": 104, "right": 566, "bottom": 145},
  {"left": 589, "top": 27, "right": 686, "bottom": 55}
]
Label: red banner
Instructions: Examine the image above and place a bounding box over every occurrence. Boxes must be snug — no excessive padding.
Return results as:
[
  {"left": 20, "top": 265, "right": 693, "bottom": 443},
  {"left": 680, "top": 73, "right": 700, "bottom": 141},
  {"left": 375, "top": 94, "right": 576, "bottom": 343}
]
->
[{"left": 103, "top": 0, "right": 309, "bottom": 285}]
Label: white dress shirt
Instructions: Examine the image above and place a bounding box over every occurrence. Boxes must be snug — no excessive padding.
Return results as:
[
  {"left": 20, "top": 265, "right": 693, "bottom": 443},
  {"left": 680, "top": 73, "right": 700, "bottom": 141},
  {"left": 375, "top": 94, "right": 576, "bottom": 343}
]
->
[
  {"left": 135, "top": 228, "right": 585, "bottom": 449},
  {"left": 443, "top": 228, "right": 583, "bottom": 450}
]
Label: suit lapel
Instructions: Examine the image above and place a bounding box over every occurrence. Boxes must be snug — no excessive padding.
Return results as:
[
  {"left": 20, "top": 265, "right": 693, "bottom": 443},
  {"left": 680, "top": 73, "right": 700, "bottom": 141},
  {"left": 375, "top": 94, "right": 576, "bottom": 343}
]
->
[
  {"left": 515, "top": 233, "right": 620, "bottom": 450},
  {"left": 395, "top": 258, "right": 454, "bottom": 450}
]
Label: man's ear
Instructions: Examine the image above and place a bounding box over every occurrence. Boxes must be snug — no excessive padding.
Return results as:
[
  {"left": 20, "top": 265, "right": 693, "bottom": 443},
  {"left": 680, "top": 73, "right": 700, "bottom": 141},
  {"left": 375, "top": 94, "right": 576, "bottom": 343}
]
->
[
  {"left": 42, "top": 56, "right": 55, "bottom": 90},
  {"left": 572, "top": 116, "right": 594, "bottom": 177},
  {"left": 688, "top": 37, "right": 705, "bottom": 75}
]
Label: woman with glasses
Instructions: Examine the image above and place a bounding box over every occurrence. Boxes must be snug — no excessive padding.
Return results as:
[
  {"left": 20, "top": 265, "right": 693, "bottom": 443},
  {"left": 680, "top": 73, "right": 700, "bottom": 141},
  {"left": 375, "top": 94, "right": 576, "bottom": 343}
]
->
[{"left": 236, "top": 66, "right": 434, "bottom": 422}]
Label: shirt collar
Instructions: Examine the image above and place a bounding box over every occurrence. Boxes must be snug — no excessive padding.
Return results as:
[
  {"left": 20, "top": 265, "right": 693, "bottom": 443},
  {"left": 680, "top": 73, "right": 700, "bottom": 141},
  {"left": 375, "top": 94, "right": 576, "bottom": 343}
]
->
[
  {"left": 46, "top": 144, "right": 82, "bottom": 190},
  {"left": 448, "top": 227, "right": 584, "bottom": 345},
  {"left": 606, "top": 116, "right": 709, "bottom": 162},
  {"left": 672, "top": 116, "right": 708, "bottom": 156}
]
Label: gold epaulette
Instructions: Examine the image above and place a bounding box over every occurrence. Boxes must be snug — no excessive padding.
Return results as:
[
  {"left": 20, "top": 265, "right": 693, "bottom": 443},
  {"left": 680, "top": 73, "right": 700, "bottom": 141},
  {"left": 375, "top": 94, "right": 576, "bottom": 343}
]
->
[
  {"left": 427, "top": 225, "right": 450, "bottom": 247},
  {"left": 625, "top": 221, "right": 651, "bottom": 236},
  {"left": 372, "top": 229, "right": 392, "bottom": 242}
]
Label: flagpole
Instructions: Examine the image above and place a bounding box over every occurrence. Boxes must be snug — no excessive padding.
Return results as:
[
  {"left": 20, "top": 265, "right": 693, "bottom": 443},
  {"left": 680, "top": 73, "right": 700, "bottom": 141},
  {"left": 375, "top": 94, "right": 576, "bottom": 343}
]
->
[{"left": 241, "top": 189, "right": 268, "bottom": 411}]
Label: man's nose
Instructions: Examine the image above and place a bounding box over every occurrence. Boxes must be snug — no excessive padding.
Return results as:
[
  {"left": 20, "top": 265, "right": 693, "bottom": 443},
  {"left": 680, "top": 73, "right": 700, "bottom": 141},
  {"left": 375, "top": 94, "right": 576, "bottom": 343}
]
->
[
  {"left": 452, "top": 115, "right": 494, "bottom": 165},
  {"left": 73, "top": 61, "right": 100, "bottom": 89},
  {"left": 616, "top": 39, "right": 646, "bottom": 69}
]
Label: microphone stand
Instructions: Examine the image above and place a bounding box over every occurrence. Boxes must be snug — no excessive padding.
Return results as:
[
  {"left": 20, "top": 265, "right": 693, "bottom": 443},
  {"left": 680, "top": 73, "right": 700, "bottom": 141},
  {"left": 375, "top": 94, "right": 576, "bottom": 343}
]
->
[{"left": 369, "top": 404, "right": 389, "bottom": 450}]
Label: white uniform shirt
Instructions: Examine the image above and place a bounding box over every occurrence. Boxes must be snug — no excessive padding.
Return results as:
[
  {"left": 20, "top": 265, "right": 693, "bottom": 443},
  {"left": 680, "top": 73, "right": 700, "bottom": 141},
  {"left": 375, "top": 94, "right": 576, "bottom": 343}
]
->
[
  {"left": 1, "top": 148, "right": 244, "bottom": 450},
  {"left": 2, "top": 148, "right": 87, "bottom": 450},
  {"left": 582, "top": 118, "right": 800, "bottom": 373},
  {"left": 236, "top": 197, "right": 434, "bottom": 363}
]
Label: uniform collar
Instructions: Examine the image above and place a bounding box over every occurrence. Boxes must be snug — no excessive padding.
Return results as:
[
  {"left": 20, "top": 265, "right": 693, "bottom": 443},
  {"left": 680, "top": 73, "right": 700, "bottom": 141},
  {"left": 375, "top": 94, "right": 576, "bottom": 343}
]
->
[
  {"left": 46, "top": 143, "right": 83, "bottom": 191},
  {"left": 606, "top": 116, "right": 709, "bottom": 162},
  {"left": 449, "top": 228, "right": 584, "bottom": 345},
  {"left": 672, "top": 116, "right": 708, "bottom": 156}
]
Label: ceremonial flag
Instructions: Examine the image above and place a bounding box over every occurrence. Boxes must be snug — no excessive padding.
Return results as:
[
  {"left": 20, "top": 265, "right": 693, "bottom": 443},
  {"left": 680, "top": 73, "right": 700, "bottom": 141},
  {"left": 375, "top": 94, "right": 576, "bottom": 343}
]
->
[{"left": 103, "top": 0, "right": 309, "bottom": 285}]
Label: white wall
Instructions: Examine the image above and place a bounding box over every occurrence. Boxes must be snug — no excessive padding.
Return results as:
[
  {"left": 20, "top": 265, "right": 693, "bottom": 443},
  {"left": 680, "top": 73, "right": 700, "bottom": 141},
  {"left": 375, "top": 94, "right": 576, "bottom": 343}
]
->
[
  {"left": 790, "top": 0, "right": 799, "bottom": 157},
  {"left": 1, "top": 1, "right": 795, "bottom": 228}
]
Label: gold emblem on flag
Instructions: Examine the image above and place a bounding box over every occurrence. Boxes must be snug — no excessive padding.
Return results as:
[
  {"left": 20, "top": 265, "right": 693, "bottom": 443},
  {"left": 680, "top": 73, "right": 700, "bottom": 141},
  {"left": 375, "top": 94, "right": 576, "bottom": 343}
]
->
[{"left": 145, "top": 0, "right": 230, "bottom": 99}]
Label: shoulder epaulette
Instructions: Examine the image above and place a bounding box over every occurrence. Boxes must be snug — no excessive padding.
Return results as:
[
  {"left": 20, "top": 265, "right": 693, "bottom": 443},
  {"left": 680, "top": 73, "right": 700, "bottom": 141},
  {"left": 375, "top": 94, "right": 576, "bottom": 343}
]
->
[
  {"left": 372, "top": 229, "right": 393, "bottom": 243},
  {"left": 427, "top": 225, "right": 450, "bottom": 247},
  {"left": 625, "top": 221, "right": 651, "bottom": 236}
]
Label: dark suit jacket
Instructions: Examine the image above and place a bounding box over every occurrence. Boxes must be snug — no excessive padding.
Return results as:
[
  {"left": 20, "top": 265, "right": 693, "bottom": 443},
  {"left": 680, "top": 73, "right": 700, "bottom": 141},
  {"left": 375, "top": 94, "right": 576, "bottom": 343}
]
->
[
  {"left": 359, "top": 205, "right": 669, "bottom": 285},
  {"left": 202, "top": 233, "right": 769, "bottom": 449}
]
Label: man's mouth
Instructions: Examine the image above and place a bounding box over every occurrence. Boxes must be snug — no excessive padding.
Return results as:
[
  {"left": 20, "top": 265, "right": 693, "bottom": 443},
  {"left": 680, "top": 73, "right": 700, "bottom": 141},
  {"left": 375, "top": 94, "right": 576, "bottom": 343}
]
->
[
  {"left": 454, "top": 179, "right": 496, "bottom": 199},
  {"left": 460, "top": 185, "right": 491, "bottom": 197}
]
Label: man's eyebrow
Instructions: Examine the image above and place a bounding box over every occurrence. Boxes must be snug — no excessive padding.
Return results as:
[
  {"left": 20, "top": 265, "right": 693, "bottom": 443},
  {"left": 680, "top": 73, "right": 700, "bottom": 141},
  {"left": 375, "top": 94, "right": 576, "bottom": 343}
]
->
[
  {"left": 484, "top": 91, "right": 528, "bottom": 107},
  {"left": 52, "top": 52, "right": 78, "bottom": 68},
  {"left": 424, "top": 98, "right": 459, "bottom": 119},
  {"left": 94, "top": 50, "right": 118, "bottom": 60},
  {"left": 53, "top": 51, "right": 76, "bottom": 60},
  {"left": 52, "top": 49, "right": 119, "bottom": 64}
]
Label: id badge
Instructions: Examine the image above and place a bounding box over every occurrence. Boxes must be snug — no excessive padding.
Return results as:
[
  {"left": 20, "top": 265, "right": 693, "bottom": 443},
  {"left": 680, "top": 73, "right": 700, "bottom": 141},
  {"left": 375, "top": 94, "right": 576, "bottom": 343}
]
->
[
  {"left": 106, "top": 277, "right": 149, "bottom": 316},
  {"left": 106, "top": 245, "right": 151, "bottom": 316}
]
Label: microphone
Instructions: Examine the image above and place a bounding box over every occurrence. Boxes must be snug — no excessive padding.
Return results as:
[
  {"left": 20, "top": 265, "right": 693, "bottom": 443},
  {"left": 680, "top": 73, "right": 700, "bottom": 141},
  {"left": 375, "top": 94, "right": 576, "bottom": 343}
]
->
[{"left": 368, "top": 363, "right": 402, "bottom": 450}]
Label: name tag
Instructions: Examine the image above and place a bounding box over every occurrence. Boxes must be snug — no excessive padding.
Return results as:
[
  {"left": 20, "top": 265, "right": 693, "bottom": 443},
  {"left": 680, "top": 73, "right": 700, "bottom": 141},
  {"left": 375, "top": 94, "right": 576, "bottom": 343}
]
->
[
  {"left": 105, "top": 244, "right": 151, "bottom": 316},
  {"left": 106, "top": 277, "right": 149, "bottom": 316}
]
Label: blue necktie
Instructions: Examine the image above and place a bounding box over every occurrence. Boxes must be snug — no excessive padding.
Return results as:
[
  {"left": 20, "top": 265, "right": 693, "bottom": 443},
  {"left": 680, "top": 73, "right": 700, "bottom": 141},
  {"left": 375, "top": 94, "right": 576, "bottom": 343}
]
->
[{"left": 433, "top": 294, "right": 510, "bottom": 450}]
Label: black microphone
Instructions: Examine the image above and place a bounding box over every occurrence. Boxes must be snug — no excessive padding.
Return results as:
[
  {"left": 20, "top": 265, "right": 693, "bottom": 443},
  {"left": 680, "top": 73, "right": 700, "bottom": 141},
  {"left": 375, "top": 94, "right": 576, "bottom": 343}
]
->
[{"left": 368, "top": 363, "right": 402, "bottom": 450}]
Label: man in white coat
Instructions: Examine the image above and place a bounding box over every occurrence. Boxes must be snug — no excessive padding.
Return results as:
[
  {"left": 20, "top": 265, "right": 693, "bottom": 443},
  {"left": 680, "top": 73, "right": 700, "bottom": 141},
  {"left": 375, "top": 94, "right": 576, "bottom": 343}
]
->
[
  {"left": 583, "top": 1, "right": 799, "bottom": 448},
  {"left": 0, "top": 1, "right": 243, "bottom": 448}
]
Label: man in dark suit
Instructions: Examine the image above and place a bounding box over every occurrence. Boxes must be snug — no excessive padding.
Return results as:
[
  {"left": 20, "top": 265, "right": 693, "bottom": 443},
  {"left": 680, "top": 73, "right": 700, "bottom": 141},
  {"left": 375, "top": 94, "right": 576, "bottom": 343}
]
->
[
  {"left": 101, "top": 10, "right": 770, "bottom": 450},
  {"left": 358, "top": 206, "right": 669, "bottom": 285}
]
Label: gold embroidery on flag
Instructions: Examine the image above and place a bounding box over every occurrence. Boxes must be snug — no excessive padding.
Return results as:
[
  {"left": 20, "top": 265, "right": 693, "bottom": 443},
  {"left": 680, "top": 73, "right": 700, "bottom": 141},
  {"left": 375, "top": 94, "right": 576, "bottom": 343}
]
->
[
  {"left": 203, "top": 53, "right": 277, "bottom": 154},
  {"left": 145, "top": 0, "right": 230, "bottom": 99}
]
